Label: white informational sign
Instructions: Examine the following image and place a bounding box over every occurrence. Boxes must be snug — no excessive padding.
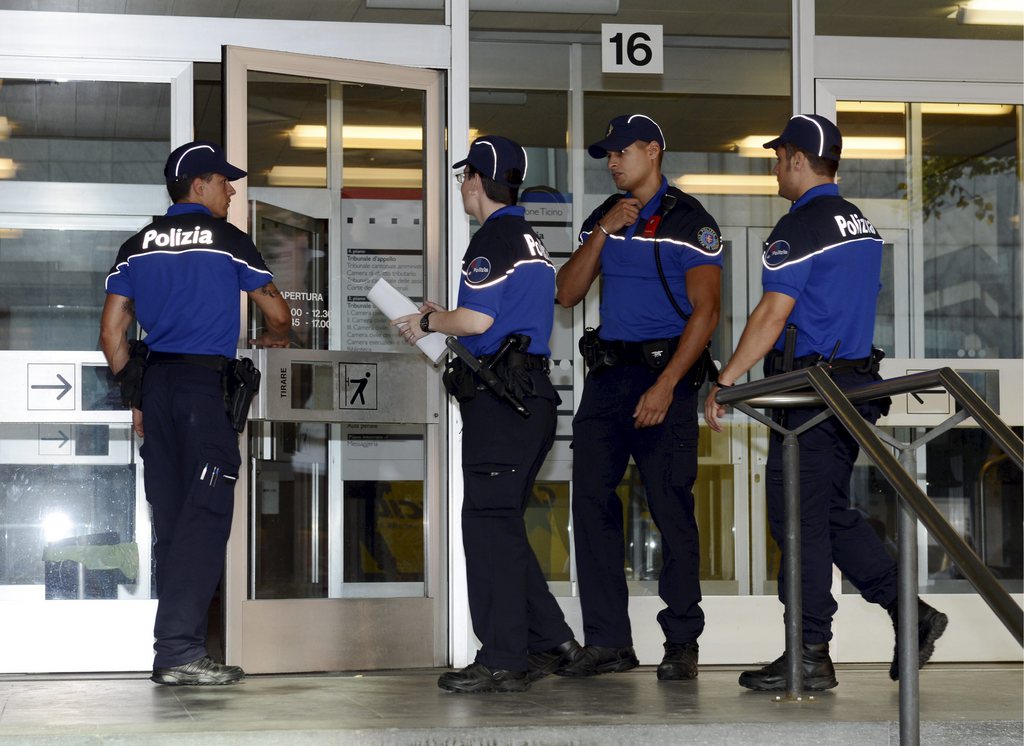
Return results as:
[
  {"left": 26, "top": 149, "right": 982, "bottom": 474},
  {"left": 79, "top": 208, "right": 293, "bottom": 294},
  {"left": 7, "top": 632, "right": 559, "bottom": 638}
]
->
[
  {"left": 601, "top": 24, "right": 664, "bottom": 75},
  {"left": 341, "top": 197, "right": 425, "bottom": 354}
]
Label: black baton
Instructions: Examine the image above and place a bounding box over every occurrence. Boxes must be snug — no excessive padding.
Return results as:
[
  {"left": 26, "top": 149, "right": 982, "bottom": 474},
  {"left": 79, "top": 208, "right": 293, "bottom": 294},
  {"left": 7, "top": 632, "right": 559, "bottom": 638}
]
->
[{"left": 445, "top": 336, "right": 530, "bottom": 418}]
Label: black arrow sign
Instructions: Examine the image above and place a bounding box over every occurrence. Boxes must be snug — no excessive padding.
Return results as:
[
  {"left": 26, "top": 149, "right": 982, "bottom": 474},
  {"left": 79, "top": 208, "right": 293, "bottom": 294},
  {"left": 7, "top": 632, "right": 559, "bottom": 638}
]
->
[
  {"left": 41, "top": 430, "right": 70, "bottom": 448},
  {"left": 31, "top": 374, "right": 72, "bottom": 400}
]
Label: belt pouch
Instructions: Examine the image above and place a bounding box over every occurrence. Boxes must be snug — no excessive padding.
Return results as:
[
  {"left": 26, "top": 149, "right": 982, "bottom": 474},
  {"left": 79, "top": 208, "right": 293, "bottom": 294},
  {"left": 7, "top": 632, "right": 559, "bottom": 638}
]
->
[{"left": 223, "top": 358, "right": 261, "bottom": 433}]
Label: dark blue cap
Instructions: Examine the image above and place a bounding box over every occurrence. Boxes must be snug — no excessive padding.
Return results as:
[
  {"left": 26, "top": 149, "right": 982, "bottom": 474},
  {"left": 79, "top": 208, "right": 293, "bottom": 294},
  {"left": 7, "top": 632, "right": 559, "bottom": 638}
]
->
[
  {"left": 453, "top": 135, "right": 527, "bottom": 187},
  {"left": 587, "top": 114, "right": 666, "bottom": 159},
  {"left": 763, "top": 114, "right": 843, "bottom": 162},
  {"left": 164, "top": 140, "right": 247, "bottom": 183}
]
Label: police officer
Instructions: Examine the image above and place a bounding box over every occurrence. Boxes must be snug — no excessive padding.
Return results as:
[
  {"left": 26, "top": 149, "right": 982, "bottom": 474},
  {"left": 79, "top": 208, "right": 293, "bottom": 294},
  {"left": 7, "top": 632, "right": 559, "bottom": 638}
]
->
[
  {"left": 393, "top": 136, "right": 581, "bottom": 693},
  {"left": 704, "top": 114, "right": 947, "bottom": 690},
  {"left": 555, "top": 114, "right": 722, "bottom": 680},
  {"left": 100, "top": 141, "right": 291, "bottom": 686}
]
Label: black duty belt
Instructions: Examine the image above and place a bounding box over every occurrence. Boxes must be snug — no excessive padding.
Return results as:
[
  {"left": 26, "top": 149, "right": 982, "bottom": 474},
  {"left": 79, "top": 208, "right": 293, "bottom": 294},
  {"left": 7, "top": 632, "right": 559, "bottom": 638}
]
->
[
  {"left": 789, "top": 353, "right": 871, "bottom": 371},
  {"left": 478, "top": 350, "right": 550, "bottom": 373},
  {"left": 147, "top": 351, "right": 229, "bottom": 371},
  {"left": 601, "top": 337, "right": 679, "bottom": 365}
]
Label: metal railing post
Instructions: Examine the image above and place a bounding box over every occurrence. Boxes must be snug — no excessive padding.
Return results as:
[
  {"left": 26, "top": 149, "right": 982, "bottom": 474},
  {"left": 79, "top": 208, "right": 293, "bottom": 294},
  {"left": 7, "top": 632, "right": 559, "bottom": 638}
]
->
[
  {"left": 897, "top": 446, "right": 920, "bottom": 746},
  {"left": 782, "top": 431, "right": 804, "bottom": 698}
]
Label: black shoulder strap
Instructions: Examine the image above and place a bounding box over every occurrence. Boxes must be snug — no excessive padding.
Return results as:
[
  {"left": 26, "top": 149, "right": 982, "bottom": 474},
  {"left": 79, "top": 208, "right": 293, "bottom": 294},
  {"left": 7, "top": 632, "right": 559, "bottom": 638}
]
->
[{"left": 652, "top": 193, "right": 690, "bottom": 321}]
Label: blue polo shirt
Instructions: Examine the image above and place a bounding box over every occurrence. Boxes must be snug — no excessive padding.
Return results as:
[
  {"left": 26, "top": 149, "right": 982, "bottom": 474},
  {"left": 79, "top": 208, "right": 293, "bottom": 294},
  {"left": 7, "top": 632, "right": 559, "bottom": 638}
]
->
[
  {"left": 578, "top": 178, "right": 723, "bottom": 342},
  {"left": 457, "top": 205, "right": 556, "bottom": 357},
  {"left": 105, "top": 203, "right": 273, "bottom": 358},
  {"left": 761, "top": 183, "right": 884, "bottom": 359}
]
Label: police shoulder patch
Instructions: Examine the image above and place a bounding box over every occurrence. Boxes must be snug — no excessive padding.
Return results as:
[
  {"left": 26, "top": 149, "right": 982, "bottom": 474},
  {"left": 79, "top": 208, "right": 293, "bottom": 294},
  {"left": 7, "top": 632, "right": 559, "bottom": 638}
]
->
[
  {"left": 466, "top": 256, "right": 492, "bottom": 284},
  {"left": 697, "top": 226, "right": 721, "bottom": 252},
  {"left": 764, "top": 239, "right": 791, "bottom": 267}
]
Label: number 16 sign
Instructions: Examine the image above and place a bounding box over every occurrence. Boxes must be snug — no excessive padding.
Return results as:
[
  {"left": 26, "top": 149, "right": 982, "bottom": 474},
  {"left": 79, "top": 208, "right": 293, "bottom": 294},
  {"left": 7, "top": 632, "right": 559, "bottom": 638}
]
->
[{"left": 601, "top": 24, "right": 664, "bottom": 75}]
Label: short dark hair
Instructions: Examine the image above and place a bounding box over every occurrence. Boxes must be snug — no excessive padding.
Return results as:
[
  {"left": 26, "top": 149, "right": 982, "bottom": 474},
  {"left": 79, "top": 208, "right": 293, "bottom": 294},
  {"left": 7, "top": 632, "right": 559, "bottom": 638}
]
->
[
  {"left": 166, "top": 172, "right": 214, "bottom": 203},
  {"left": 785, "top": 143, "right": 838, "bottom": 178},
  {"left": 466, "top": 164, "right": 519, "bottom": 206}
]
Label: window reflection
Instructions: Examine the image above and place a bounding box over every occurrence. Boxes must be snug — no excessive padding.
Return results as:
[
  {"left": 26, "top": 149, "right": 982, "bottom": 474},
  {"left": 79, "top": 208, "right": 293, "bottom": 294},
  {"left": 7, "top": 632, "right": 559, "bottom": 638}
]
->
[
  {"left": 0, "top": 228, "right": 134, "bottom": 352},
  {"left": 920, "top": 105, "right": 1020, "bottom": 359},
  {"left": 0, "top": 459, "right": 140, "bottom": 600},
  {"left": 0, "top": 80, "right": 169, "bottom": 184}
]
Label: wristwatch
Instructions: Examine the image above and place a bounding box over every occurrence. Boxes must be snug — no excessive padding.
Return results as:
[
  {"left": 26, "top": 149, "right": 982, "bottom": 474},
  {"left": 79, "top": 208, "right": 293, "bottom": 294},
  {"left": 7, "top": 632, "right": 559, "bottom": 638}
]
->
[{"left": 419, "top": 311, "right": 434, "bottom": 333}]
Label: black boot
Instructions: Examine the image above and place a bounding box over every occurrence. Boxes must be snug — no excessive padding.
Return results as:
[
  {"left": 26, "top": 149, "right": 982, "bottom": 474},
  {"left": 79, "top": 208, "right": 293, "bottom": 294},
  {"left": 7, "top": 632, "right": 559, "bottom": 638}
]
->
[
  {"left": 556, "top": 645, "right": 639, "bottom": 677},
  {"left": 437, "top": 662, "right": 530, "bottom": 693},
  {"left": 527, "top": 639, "right": 583, "bottom": 681},
  {"left": 738, "top": 642, "right": 838, "bottom": 691},
  {"left": 887, "top": 598, "right": 949, "bottom": 680},
  {"left": 656, "top": 641, "right": 699, "bottom": 680}
]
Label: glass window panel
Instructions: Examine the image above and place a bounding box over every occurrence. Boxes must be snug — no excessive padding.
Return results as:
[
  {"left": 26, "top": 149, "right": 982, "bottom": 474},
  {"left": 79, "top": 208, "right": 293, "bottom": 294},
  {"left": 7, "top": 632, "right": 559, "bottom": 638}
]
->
[
  {"left": 920, "top": 105, "right": 1020, "bottom": 359},
  {"left": 247, "top": 72, "right": 328, "bottom": 189},
  {"left": 252, "top": 421, "right": 329, "bottom": 599},
  {"left": 834, "top": 104, "right": 907, "bottom": 201},
  {"left": 817, "top": 1, "right": 1022, "bottom": 41},
  {"left": 0, "top": 227, "right": 135, "bottom": 352},
  {"left": 842, "top": 427, "right": 1023, "bottom": 596},
  {"left": 0, "top": 80, "right": 169, "bottom": 184},
  {"left": 344, "top": 479, "right": 424, "bottom": 583},
  {"left": 0, "top": 444, "right": 142, "bottom": 601},
  {"left": 527, "top": 482, "right": 571, "bottom": 582},
  {"left": 469, "top": 3, "right": 791, "bottom": 37}
]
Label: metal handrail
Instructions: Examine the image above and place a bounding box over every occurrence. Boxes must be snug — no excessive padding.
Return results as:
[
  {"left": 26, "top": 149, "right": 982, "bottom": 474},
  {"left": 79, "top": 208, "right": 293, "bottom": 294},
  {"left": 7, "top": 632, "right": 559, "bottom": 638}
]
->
[
  {"left": 716, "top": 364, "right": 1024, "bottom": 744},
  {"left": 717, "top": 365, "right": 1023, "bottom": 642}
]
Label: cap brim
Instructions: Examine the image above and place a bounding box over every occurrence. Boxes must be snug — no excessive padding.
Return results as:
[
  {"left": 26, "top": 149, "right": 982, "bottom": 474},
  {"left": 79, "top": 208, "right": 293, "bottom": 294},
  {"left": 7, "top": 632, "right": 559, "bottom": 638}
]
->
[
  {"left": 452, "top": 157, "right": 469, "bottom": 170},
  {"left": 220, "top": 162, "right": 248, "bottom": 181},
  {"left": 587, "top": 134, "right": 638, "bottom": 159},
  {"left": 762, "top": 136, "right": 783, "bottom": 152}
]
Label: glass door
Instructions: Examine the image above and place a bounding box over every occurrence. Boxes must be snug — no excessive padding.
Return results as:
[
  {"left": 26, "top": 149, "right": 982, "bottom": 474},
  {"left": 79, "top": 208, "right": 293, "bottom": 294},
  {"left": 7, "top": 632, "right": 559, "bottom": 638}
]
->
[
  {"left": 0, "top": 70, "right": 181, "bottom": 673},
  {"left": 222, "top": 47, "right": 445, "bottom": 673},
  {"left": 816, "top": 81, "right": 1023, "bottom": 662}
]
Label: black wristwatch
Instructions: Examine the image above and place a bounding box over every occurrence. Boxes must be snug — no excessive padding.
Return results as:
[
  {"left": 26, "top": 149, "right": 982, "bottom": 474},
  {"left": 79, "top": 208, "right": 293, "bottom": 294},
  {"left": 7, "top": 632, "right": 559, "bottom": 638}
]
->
[{"left": 419, "top": 311, "right": 434, "bottom": 333}]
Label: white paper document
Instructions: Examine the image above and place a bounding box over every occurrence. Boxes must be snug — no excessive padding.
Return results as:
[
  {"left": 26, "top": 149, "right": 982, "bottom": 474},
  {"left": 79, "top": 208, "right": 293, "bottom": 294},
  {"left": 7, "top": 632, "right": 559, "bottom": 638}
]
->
[{"left": 366, "top": 277, "right": 449, "bottom": 364}]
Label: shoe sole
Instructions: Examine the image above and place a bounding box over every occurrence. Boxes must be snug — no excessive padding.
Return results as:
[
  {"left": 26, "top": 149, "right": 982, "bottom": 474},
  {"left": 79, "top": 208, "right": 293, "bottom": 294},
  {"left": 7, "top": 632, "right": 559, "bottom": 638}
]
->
[
  {"left": 556, "top": 657, "right": 639, "bottom": 678},
  {"left": 738, "top": 674, "right": 838, "bottom": 692},
  {"left": 151, "top": 673, "right": 244, "bottom": 686},
  {"left": 437, "top": 679, "right": 530, "bottom": 693},
  {"left": 657, "top": 667, "right": 698, "bottom": 681},
  {"left": 890, "top": 610, "right": 949, "bottom": 681}
]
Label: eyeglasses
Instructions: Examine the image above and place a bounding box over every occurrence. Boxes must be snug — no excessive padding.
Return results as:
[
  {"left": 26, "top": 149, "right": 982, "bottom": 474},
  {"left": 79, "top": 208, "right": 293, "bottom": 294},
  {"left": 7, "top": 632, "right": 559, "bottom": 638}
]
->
[{"left": 454, "top": 171, "right": 469, "bottom": 183}]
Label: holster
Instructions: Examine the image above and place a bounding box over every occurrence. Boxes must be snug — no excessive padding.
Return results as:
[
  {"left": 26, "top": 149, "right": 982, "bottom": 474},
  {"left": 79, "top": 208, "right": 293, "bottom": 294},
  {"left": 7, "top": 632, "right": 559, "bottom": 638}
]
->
[
  {"left": 223, "top": 357, "right": 261, "bottom": 433},
  {"left": 689, "top": 343, "right": 719, "bottom": 388},
  {"left": 579, "top": 326, "right": 616, "bottom": 372},
  {"left": 442, "top": 357, "right": 479, "bottom": 402},
  {"left": 114, "top": 340, "right": 149, "bottom": 409}
]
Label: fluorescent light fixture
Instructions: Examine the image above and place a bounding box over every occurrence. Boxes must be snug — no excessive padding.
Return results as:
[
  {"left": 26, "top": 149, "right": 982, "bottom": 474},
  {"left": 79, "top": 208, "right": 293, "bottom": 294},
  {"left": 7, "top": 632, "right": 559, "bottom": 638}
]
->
[
  {"left": 344, "top": 167, "right": 423, "bottom": 189},
  {"left": 288, "top": 125, "right": 424, "bottom": 150},
  {"left": 837, "top": 101, "right": 1014, "bottom": 116},
  {"left": 267, "top": 166, "right": 326, "bottom": 187},
  {"left": 267, "top": 165, "right": 423, "bottom": 189},
  {"left": 736, "top": 135, "right": 906, "bottom": 159},
  {"left": 952, "top": 0, "right": 1024, "bottom": 25},
  {"left": 673, "top": 174, "right": 779, "bottom": 195},
  {"left": 366, "top": 0, "right": 618, "bottom": 10},
  {"left": 289, "top": 125, "right": 327, "bottom": 149},
  {"left": 0, "top": 116, "right": 10, "bottom": 140},
  {"left": 0, "top": 158, "right": 16, "bottom": 179}
]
